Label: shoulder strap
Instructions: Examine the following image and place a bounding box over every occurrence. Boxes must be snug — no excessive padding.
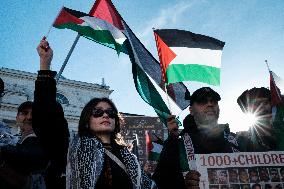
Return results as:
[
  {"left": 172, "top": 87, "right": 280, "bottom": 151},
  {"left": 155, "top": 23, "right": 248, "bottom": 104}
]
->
[{"left": 104, "top": 149, "right": 127, "bottom": 174}]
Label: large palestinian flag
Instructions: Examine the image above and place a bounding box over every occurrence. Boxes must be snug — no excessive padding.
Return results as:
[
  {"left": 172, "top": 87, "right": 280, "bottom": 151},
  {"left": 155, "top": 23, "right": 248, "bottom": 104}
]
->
[
  {"left": 53, "top": 7, "right": 128, "bottom": 54},
  {"left": 53, "top": 0, "right": 190, "bottom": 124},
  {"left": 154, "top": 29, "right": 225, "bottom": 85},
  {"left": 89, "top": 0, "right": 190, "bottom": 122}
]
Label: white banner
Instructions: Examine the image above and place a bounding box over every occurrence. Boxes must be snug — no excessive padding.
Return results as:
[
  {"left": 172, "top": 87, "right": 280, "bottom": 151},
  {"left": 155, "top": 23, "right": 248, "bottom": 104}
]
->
[{"left": 195, "top": 151, "right": 284, "bottom": 189}]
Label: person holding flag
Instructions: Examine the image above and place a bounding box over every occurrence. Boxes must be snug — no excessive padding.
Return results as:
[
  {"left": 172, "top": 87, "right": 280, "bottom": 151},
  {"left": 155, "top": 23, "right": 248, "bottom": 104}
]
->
[
  {"left": 35, "top": 38, "right": 155, "bottom": 189},
  {"left": 153, "top": 87, "right": 240, "bottom": 189}
]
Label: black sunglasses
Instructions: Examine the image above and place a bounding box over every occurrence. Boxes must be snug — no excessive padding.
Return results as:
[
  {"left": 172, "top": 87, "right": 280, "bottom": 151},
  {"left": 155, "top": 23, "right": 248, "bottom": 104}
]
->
[{"left": 92, "top": 108, "right": 117, "bottom": 119}]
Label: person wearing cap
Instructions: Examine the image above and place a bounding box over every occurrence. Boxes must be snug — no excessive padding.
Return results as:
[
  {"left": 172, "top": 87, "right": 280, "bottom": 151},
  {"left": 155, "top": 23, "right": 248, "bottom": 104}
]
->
[
  {"left": 35, "top": 38, "right": 155, "bottom": 189},
  {"left": 0, "top": 101, "right": 48, "bottom": 188},
  {"left": 153, "top": 87, "right": 239, "bottom": 189},
  {"left": 236, "top": 87, "right": 276, "bottom": 151}
]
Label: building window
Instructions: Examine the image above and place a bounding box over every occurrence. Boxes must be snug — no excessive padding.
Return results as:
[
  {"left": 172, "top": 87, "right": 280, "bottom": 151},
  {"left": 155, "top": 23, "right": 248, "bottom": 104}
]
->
[{"left": 56, "top": 93, "right": 69, "bottom": 105}]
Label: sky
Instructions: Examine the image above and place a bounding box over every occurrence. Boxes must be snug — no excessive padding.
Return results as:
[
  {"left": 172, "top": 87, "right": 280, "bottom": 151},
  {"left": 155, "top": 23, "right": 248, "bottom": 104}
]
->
[{"left": 1, "top": 0, "right": 284, "bottom": 132}]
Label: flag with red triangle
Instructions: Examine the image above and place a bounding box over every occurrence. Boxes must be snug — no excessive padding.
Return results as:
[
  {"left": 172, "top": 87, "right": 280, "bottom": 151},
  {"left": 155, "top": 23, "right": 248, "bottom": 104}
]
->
[
  {"left": 270, "top": 71, "right": 284, "bottom": 150},
  {"left": 89, "top": 0, "right": 190, "bottom": 123},
  {"left": 53, "top": 6, "right": 128, "bottom": 54},
  {"left": 154, "top": 29, "right": 225, "bottom": 85},
  {"left": 145, "top": 131, "right": 163, "bottom": 161}
]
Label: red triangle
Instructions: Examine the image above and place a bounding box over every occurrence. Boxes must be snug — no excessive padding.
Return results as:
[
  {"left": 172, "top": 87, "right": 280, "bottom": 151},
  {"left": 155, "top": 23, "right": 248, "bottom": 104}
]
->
[
  {"left": 54, "top": 8, "right": 84, "bottom": 26},
  {"left": 89, "top": 0, "right": 123, "bottom": 30},
  {"left": 145, "top": 132, "right": 153, "bottom": 152},
  {"left": 270, "top": 72, "right": 283, "bottom": 106},
  {"left": 154, "top": 31, "right": 177, "bottom": 82}
]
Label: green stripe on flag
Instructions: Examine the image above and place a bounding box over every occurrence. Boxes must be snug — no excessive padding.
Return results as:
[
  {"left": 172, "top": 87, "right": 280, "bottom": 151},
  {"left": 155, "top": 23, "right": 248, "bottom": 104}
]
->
[
  {"left": 178, "top": 139, "right": 190, "bottom": 172},
  {"left": 132, "top": 63, "right": 171, "bottom": 124},
  {"left": 166, "top": 64, "right": 220, "bottom": 85},
  {"left": 54, "top": 23, "right": 127, "bottom": 54},
  {"left": 149, "top": 151, "right": 161, "bottom": 161}
]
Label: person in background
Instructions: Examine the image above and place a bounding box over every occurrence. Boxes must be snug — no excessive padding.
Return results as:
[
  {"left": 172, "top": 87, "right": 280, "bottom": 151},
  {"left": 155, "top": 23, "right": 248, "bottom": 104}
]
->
[
  {"left": 36, "top": 38, "right": 155, "bottom": 189},
  {"left": 0, "top": 101, "right": 48, "bottom": 189},
  {"left": 237, "top": 87, "right": 276, "bottom": 151},
  {"left": 153, "top": 87, "right": 239, "bottom": 189}
]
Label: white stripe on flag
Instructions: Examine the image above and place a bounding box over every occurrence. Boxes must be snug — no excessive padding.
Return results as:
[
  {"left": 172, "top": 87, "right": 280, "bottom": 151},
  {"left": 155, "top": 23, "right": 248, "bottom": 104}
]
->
[
  {"left": 170, "top": 47, "right": 222, "bottom": 68},
  {"left": 146, "top": 72, "right": 182, "bottom": 115},
  {"left": 81, "top": 16, "right": 127, "bottom": 44},
  {"left": 272, "top": 71, "right": 284, "bottom": 93}
]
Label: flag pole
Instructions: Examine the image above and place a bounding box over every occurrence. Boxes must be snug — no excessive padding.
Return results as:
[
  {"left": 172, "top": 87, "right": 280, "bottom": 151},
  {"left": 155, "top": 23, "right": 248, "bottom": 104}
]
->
[
  {"left": 55, "top": 34, "right": 81, "bottom": 82},
  {"left": 55, "top": 3, "right": 96, "bottom": 83},
  {"left": 45, "top": 6, "right": 64, "bottom": 39},
  {"left": 265, "top": 59, "right": 271, "bottom": 73},
  {"left": 164, "top": 83, "right": 172, "bottom": 114}
]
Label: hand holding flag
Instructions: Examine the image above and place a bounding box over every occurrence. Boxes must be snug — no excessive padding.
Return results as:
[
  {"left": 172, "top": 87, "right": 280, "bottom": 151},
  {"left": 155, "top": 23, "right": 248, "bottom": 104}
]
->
[{"left": 37, "top": 38, "right": 53, "bottom": 70}]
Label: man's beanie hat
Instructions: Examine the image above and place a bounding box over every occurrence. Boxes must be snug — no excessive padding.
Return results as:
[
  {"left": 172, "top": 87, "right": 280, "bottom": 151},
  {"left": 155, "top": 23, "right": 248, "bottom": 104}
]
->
[{"left": 189, "top": 87, "right": 221, "bottom": 106}]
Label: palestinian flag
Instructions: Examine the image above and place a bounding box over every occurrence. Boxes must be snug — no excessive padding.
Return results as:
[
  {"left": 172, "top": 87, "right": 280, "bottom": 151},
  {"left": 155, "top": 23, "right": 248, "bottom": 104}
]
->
[
  {"left": 146, "top": 131, "right": 163, "bottom": 161},
  {"left": 90, "top": 0, "right": 189, "bottom": 115},
  {"left": 154, "top": 29, "right": 225, "bottom": 85},
  {"left": 67, "top": 0, "right": 190, "bottom": 123},
  {"left": 53, "top": 7, "right": 128, "bottom": 54},
  {"left": 89, "top": 0, "right": 190, "bottom": 122},
  {"left": 270, "top": 71, "right": 284, "bottom": 150},
  {"left": 123, "top": 21, "right": 189, "bottom": 123}
]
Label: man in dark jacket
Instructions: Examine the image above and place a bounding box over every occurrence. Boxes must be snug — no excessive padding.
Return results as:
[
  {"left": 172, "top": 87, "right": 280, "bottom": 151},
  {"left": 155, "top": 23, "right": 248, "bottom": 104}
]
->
[
  {"left": 236, "top": 87, "right": 276, "bottom": 151},
  {"left": 153, "top": 87, "right": 239, "bottom": 189},
  {"left": 33, "top": 38, "right": 70, "bottom": 188},
  {"left": 0, "top": 101, "right": 48, "bottom": 188}
]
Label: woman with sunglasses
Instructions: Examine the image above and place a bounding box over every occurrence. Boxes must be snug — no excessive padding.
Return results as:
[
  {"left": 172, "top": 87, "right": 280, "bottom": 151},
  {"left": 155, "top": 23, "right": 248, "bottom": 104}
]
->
[{"left": 35, "top": 38, "right": 155, "bottom": 189}]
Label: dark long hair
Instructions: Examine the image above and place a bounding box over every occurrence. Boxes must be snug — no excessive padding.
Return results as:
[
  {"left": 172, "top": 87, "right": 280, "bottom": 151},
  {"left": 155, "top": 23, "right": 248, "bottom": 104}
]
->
[{"left": 78, "top": 98, "right": 120, "bottom": 140}]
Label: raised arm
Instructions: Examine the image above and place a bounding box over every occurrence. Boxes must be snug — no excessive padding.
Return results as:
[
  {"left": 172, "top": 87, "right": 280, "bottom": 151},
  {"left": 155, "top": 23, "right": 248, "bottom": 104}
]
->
[{"left": 33, "top": 38, "right": 69, "bottom": 188}]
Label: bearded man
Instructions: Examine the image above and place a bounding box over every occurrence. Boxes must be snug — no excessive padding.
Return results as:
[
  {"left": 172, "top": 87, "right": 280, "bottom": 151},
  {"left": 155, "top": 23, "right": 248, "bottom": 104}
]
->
[{"left": 153, "top": 87, "right": 239, "bottom": 189}]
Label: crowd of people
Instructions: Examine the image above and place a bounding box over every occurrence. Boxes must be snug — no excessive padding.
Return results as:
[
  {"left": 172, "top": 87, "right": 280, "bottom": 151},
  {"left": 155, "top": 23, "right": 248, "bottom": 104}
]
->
[{"left": 0, "top": 38, "right": 283, "bottom": 189}]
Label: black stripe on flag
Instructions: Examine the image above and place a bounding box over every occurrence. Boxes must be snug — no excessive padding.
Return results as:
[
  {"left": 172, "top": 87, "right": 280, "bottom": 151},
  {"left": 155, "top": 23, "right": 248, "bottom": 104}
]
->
[
  {"left": 63, "top": 7, "right": 88, "bottom": 18},
  {"left": 154, "top": 29, "right": 225, "bottom": 50}
]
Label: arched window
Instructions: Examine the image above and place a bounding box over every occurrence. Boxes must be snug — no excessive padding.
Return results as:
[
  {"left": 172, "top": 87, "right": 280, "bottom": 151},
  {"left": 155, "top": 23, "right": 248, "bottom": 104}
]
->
[{"left": 56, "top": 93, "right": 69, "bottom": 105}]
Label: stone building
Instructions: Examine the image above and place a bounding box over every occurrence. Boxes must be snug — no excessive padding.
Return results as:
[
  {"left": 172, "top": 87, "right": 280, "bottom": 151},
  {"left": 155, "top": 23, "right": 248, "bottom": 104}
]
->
[{"left": 0, "top": 67, "right": 112, "bottom": 134}]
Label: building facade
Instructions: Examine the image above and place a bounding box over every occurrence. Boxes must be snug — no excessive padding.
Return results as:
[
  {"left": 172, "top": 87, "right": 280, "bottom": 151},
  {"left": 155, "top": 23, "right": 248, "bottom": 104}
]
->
[{"left": 0, "top": 67, "right": 112, "bottom": 134}]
